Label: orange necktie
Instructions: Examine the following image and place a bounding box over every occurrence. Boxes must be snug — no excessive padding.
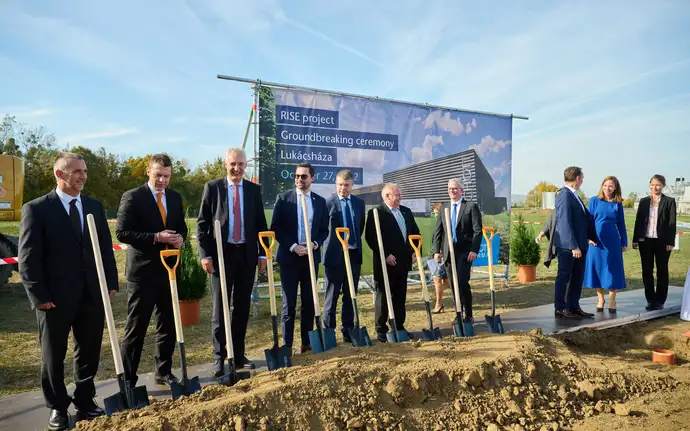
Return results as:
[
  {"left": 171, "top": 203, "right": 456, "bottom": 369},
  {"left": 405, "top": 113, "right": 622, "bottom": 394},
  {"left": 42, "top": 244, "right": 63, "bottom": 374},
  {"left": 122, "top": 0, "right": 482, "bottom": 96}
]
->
[{"left": 156, "top": 192, "right": 166, "bottom": 226}]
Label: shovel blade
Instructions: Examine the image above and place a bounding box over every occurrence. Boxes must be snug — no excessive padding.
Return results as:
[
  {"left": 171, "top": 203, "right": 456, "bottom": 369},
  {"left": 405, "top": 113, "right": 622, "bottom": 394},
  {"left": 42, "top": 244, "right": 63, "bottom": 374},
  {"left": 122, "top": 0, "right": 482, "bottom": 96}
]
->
[
  {"left": 433, "top": 327, "right": 442, "bottom": 339},
  {"left": 422, "top": 327, "right": 442, "bottom": 341},
  {"left": 463, "top": 320, "right": 475, "bottom": 337},
  {"left": 452, "top": 322, "right": 464, "bottom": 338},
  {"left": 485, "top": 315, "right": 505, "bottom": 334},
  {"left": 265, "top": 346, "right": 291, "bottom": 371},
  {"left": 386, "top": 330, "right": 409, "bottom": 343},
  {"left": 348, "top": 326, "right": 372, "bottom": 347},
  {"left": 218, "top": 370, "right": 251, "bottom": 386},
  {"left": 170, "top": 376, "right": 202, "bottom": 400},
  {"left": 103, "top": 393, "right": 126, "bottom": 416},
  {"left": 104, "top": 385, "right": 150, "bottom": 415},
  {"left": 308, "top": 329, "right": 325, "bottom": 353},
  {"left": 323, "top": 327, "right": 337, "bottom": 350}
]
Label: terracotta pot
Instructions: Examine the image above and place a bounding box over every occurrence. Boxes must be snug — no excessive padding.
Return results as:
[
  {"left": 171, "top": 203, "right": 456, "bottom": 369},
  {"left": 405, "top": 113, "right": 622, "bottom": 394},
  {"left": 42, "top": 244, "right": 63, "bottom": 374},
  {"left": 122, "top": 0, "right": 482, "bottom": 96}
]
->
[
  {"left": 517, "top": 264, "right": 537, "bottom": 283},
  {"left": 179, "top": 300, "right": 201, "bottom": 326},
  {"left": 651, "top": 348, "right": 676, "bottom": 365}
]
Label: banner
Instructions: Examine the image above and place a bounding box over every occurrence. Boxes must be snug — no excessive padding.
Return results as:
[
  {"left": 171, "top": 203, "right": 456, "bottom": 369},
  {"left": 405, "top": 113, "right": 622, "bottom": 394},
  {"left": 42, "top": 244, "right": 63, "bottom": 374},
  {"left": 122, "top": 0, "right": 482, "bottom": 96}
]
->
[{"left": 258, "top": 87, "right": 513, "bottom": 215}]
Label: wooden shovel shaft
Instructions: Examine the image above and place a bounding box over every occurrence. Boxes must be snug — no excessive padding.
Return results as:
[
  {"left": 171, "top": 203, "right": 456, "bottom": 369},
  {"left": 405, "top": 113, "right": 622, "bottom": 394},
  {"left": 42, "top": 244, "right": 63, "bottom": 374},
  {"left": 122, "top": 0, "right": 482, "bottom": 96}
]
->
[
  {"left": 408, "top": 235, "right": 430, "bottom": 303},
  {"left": 160, "top": 250, "right": 184, "bottom": 343},
  {"left": 482, "top": 227, "right": 496, "bottom": 293},
  {"left": 335, "top": 228, "right": 358, "bottom": 301},
  {"left": 258, "top": 232, "right": 278, "bottom": 317},
  {"left": 215, "top": 220, "right": 235, "bottom": 361},
  {"left": 86, "top": 214, "right": 125, "bottom": 375},
  {"left": 444, "top": 208, "right": 463, "bottom": 316},
  {"left": 300, "top": 194, "right": 322, "bottom": 318},
  {"left": 372, "top": 209, "right": 397, "bottom": 320}
]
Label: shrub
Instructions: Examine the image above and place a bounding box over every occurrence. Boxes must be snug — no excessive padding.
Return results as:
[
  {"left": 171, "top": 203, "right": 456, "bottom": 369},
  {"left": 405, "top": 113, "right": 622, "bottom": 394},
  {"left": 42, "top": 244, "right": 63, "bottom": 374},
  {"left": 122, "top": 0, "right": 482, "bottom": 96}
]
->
[
  {"left": 178, "top": 233, "right": 208, "bottom": 301},
  {"left": 509, "top": 214, "right": 541, "bottom": 266}
]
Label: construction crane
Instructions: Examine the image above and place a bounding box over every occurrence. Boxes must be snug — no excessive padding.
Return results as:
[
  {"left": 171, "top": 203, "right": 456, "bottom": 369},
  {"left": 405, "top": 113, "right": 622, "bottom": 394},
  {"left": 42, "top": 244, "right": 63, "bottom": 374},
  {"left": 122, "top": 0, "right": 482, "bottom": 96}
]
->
[{"left": 0, "top": 155, "right": 24, "bottom": 286}]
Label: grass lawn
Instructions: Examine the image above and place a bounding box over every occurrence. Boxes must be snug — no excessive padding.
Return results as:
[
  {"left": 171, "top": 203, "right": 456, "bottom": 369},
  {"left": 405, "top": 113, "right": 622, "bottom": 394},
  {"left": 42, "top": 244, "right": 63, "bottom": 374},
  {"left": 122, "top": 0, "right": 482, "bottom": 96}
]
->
[{"left": 0, "top": 209, "right": 688, "bottom": 396}]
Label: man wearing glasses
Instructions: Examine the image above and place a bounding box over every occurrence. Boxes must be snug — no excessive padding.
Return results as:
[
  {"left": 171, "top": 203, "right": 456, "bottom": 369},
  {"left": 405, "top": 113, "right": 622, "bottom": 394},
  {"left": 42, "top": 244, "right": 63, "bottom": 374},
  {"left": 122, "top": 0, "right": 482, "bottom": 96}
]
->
[{"left": 270, "top": 163, "right": 329, "bottom": 354}]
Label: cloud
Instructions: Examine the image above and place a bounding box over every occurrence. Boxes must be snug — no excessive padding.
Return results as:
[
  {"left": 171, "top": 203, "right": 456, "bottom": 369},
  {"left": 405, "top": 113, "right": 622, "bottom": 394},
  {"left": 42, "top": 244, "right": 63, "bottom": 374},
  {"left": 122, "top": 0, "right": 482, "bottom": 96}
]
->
[
  {"left": 469, "top": 135, "right": 511, "bottom": 157},
  {"left": 423, "top": 111, "right": 464, "bottom": 135},
  {"left": 338, "top": 148, "right": 385, "bottom": 170},
  {"left": 64, "top": 127, "right": 138, "bottom": 143},
  {"left": 0, "top": 104, "right": 55, "bottom": 120},
  {"left": 411, "top": 135, "right": 443, "bottom": 163},
  {"left": 489, "top": 160, "right": 511, "bottom": 177}
]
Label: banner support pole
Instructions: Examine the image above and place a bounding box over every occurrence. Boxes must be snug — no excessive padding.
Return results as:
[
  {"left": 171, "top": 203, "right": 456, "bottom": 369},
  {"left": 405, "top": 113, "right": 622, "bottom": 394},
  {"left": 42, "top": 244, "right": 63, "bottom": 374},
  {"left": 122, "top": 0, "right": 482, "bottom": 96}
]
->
[{"left": 217, "top": 74, "right": 529, "bottom": 121}]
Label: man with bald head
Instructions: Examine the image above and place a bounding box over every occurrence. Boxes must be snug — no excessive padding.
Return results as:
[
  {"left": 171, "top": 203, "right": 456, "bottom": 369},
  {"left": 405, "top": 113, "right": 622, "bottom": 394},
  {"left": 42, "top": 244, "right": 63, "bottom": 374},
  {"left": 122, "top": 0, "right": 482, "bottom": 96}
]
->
[
  {"left": 365, "top": 183, "right": 420, "bottom": 342},
  {"left": 19, "top": 152, "right": 119, "bottom": 430},
  {"left": 197, "top": 148, "right": 267, "bottom": 374},
  {"left": 432, "top": 178, "right": 483, "bottom": 322}
]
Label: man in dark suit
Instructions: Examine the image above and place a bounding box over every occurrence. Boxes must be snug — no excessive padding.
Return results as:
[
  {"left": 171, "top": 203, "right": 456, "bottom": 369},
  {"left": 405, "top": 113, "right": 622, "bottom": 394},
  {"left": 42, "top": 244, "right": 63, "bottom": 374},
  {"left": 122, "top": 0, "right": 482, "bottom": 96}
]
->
[
  {"left": 270, "top": 163, "right": 329, "bottom": 353},
  {"left": 116, "top": 153, "right": 187, "bottom": 387},
  {"left": 553, "top": 166, "right": 596, "bottom": 319},
  {"left": 322, "top": 169, "right": 366, "bottom": 342},
  {"left": 365, "top": 183, "right": 420, "bottom": 342},
  {"left": 196, "top": 148, "right": 267, "bottom": 374},
  {"left": 19, "top": 152, "right": 118, "bottom": 430},
  {"left": 431, "top": 179, "right": 483, "bottom": 322}
]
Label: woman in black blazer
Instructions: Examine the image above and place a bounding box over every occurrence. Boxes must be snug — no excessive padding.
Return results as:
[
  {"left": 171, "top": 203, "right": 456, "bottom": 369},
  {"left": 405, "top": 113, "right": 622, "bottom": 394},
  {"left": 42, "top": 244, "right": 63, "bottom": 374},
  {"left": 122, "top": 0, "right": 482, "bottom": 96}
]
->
[{"left": 632, "top": 174, "right": 677, "bottom": 310}]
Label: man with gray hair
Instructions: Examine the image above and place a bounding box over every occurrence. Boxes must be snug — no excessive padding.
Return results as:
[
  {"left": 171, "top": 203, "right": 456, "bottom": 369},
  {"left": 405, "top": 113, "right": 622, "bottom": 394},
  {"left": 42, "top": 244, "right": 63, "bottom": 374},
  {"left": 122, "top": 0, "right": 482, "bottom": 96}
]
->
[
  {"left": 432, "top": 178, "right": 482, "bottom": 322},
  {"left": 19, "top": 152, "right": 119, "bottom": 429},
  {"left": 365, "top": 183, "right": 420, "bottom": 342}
]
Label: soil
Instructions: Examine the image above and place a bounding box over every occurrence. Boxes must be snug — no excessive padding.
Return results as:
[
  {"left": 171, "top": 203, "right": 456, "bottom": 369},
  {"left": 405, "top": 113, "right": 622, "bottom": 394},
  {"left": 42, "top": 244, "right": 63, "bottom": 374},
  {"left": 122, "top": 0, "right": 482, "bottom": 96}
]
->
[{"left": 77, "top": 317, "right": 690, "bottom": 431}]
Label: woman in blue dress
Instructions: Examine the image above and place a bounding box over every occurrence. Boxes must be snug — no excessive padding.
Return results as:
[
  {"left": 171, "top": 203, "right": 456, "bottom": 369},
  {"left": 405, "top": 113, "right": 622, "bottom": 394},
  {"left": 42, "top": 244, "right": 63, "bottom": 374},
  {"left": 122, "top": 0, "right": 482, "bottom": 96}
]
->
[{"left": 583, "top": 176, "right": 628, "bottom": 313}]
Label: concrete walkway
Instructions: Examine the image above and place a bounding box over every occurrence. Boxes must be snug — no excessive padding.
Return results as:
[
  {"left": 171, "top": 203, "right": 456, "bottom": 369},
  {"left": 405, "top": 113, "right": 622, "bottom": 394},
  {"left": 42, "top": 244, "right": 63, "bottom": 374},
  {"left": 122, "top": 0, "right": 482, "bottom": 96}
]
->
[{"left": 0, "top": 286, "right": 684, "bottom": 431}]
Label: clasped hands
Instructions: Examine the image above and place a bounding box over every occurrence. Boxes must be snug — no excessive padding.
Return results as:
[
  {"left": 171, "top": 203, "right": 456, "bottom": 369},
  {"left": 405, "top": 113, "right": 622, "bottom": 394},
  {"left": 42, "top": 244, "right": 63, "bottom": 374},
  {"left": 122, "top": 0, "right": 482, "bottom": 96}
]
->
[
  {"left": 431, "top": 251, "right": 477, "bottom": 265},
  {"left": 293, "top": 242, "right": 318, "bottom": 257},
  {"left": 157, "top": 229, "right": 184, "bottom": 248}
]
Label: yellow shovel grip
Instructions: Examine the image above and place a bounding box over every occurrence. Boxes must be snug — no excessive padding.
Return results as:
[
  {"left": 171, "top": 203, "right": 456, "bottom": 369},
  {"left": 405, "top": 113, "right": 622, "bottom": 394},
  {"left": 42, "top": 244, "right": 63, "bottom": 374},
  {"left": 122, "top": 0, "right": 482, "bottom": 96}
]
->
[
  {"left": 160, "top": 249, "right": 181, "bottom": 280},
  {"left": 482, "top": 226, "right": 495, "bottom": 242},
  {"left": 408, "top": 234, "right": 423, "bottom": 255},
  {"left": 258, "top": 231, "right": 276, "bottom": 258},
  {"left": 335, "top": 227, "right": 350, "bottom": 249}
]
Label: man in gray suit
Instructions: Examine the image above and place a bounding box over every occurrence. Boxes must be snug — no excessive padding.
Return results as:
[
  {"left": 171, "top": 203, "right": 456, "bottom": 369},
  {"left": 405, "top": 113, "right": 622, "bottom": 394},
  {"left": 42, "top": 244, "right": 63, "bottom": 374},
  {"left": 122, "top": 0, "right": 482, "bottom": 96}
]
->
[{"left": 431, "top": 178, "right": 483, "bottom": 322}]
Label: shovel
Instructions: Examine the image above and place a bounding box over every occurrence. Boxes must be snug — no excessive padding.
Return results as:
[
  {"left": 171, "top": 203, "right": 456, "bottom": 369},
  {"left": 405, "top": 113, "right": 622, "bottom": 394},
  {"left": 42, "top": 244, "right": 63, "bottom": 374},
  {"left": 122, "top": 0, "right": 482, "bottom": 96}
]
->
[
  {"left": 372, "top": 208, "right": 409, "bottom": 343},
  {"left": 444, "top": 208, "right": 474, "bottom": 337},
  {"left": 258, "top": 231, "right": 292, "bottom": 370},
  {"left": 160, "top": 249, "right": 202, "bottom": 399},
  {"left": 335, "top": 227, "right": 372, "bottom": 347},
  {"left": 408, "top": 234, "right": 442, "bottom": 341},
  {"left": 482, "top": 227, "right": 504, "bottom": 334},
  {"left": 86, "top": 214, "right": 149, "bottom": 415},
  {"left": 301, "top": 194, "right": 337, "bottom": 353},
  {"left": 214, "top": 220, "right": 251, "bottom": 385}
]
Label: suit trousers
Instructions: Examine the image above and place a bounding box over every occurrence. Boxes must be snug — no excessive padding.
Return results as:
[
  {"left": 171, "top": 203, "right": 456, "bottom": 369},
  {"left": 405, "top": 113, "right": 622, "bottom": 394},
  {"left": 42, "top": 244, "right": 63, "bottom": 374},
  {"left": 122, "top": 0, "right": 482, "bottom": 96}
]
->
[
  {"left": 210, "top": 243, "right": 256, "bottom": 364},
  {"left": 121, "top": 278, "right": 176, "bottom": 383},
  {"left": 374, "top": 267, "right": 408, "bottom": 334},
  {"left": 279, "top": 256, "right": 317, "bottom": 348},
  {"left": 37, "top": 287, "right": 104, "bottom": 411},
  {"left": 444, "top": 247, "right": 474, "bottom": 319},
  {"left": 554, "top": 247, "right": 586, "bottom": 310},
  {"left": 323, "top": 251, "right": 362, "bottom": 336},
  {"left": 639, "top": 238, "right": 672, "bottom": 306}
]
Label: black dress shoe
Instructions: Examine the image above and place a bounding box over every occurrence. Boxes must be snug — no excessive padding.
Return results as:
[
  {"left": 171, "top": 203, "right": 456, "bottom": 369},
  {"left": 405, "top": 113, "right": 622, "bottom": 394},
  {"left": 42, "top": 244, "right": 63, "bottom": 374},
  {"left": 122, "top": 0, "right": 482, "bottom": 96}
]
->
[
  {"left": 74, "top": 399, "right": 105, "bottom": 421},
  {"left": 571, "top": 308, "right": 595, "bottom": 318},
  {"left": 48, "top": 409, "right": 69, "bottom": 431},
  {"left": 211, "top": 359, "right": 225, "bottom": 377},
  {"left": 376, "top": 333, "right": 387, "bottom": 343},
  {"left": 154, "top": 373, "right": 180, "bottom": 385},
  {"left": 651, "top": 304, "right": 664, "bottom": 311},
  {"left": 555, "top": 309, "right": 582, "bottom": 319},
  {"left": 235, "top": 356, "right": 256, "bottom": 369}
]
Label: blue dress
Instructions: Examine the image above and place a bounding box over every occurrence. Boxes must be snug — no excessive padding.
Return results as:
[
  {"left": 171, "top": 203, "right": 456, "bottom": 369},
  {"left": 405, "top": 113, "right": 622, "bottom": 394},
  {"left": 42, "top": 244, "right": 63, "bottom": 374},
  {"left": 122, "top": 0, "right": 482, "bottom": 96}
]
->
[{"left": 583, "top": 197, "right": 628, "bottom": 290}]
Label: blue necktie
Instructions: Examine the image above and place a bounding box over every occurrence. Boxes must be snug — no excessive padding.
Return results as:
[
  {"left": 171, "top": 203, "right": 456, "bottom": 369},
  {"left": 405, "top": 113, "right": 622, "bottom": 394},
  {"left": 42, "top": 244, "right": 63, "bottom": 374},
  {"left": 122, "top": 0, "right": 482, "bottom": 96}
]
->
[
  {"left": 342, "top": 199, "right": 356, "bottom": 247},
  {"left": 393, "top": 208, "right": 406, "bottom": 239},
  {"left": 299, "top": 195, "right": 308, "bottom": 244},
  {"left": 451, "top": 203, "right": 458, "bottom": 243}
]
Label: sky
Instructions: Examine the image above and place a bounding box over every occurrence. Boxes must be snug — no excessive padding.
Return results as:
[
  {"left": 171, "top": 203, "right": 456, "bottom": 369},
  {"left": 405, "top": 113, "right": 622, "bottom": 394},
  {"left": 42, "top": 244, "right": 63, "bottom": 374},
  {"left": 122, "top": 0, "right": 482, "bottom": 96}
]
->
[{"left": 1, "top": 0, "right": 689, "bottom": 197}]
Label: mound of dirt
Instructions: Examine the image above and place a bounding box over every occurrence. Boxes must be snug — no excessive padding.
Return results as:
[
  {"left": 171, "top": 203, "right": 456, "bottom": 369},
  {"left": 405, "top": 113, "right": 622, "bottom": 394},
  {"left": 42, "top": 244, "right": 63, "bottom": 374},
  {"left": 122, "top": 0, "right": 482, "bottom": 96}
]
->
[{"left": 76, "top": 328, "right": 684, "bottom": 431}]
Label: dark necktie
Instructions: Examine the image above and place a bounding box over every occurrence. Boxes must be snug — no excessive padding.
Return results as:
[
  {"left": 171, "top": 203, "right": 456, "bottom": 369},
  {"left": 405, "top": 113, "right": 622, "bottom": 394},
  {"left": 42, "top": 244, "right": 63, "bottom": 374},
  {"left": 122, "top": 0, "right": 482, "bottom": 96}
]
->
[
  {"left": 69, "top": 199, "right": 82, "bottom": 239},
  {"left": 342, "top": 198, "right": 356, "bottom": 247}
]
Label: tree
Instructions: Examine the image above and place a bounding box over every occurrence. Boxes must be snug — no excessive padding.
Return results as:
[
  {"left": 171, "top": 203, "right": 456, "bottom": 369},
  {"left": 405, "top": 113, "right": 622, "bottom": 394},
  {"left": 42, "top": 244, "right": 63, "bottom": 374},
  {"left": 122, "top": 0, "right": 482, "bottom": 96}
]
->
[
  {"left": 577, "top": 190, "right": 589, "bottom": 207},
  {"left": 623, "top": 192, "right": 638, "bottom": 208},
  {"left": 525, "top": 181, "right": 558, "bottom": 208}
]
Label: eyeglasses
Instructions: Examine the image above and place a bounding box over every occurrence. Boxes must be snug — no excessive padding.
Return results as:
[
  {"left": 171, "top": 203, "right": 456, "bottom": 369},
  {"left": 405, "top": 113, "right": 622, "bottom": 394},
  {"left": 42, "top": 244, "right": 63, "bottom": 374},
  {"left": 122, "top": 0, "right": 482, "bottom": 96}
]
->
[{"left": 295, "top": 174, "right": 310, "bottom": 180}]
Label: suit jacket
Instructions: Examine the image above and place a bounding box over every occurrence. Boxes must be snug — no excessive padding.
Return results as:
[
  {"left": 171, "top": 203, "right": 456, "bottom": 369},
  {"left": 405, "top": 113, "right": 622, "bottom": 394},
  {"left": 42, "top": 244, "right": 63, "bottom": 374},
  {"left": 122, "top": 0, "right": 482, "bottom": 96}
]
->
[
  {"left": 322, "top": 194, "right": 366, "bottom": 267},
  {"left": 19, "top": 190, "right": 119, "bottom": 309},
  {"left": 196, "top": 178, "right": 267, "bottom": 264},
  {"left": 116, "top": 184, "right": 188, "bottom": 283},
  {"left": 431, "top": 199, "right": 483, "bottom": 260},
  {"left": 553, "top": 187, "right": 595, "bottom": 252},
  {"left": 541, "top": 208, "right": 558, "bottom": 267},
  {"left": 365, "top": 203, "right": 420, "bottom": 276},
  {"left": 632, "top": 194, "right": 677, "bottom": 246},
  {"left": 270, "top": 189, "right": 329, "bottom": 265}
]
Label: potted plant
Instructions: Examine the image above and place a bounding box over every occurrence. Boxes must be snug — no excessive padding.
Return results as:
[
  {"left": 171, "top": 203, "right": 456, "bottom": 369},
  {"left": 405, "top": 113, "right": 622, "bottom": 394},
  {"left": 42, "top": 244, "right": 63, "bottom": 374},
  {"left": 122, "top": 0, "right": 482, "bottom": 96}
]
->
[
  {"left": 510, "top": 214, "right": 541, "bottom": 283},
  {"left": 177, "top": 233, "right": 208, "bottom": 325}
]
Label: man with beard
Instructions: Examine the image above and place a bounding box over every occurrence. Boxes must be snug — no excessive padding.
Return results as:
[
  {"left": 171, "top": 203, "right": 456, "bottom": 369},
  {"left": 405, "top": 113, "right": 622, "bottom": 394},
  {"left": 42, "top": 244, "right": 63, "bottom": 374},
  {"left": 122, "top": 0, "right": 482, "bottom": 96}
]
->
[{"left": 196, "top": 148, "right": 267, "bottom": 374}]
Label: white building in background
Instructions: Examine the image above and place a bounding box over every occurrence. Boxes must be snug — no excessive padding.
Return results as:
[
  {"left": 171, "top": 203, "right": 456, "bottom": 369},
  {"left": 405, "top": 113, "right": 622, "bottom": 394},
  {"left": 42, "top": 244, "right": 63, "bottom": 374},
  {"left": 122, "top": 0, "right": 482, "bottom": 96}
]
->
[
  {"left": 542, "top": 191, "right": 556, "bottom": 209},
  {"left": 634, "top": 177, "right": 690, "bottom": 214}
]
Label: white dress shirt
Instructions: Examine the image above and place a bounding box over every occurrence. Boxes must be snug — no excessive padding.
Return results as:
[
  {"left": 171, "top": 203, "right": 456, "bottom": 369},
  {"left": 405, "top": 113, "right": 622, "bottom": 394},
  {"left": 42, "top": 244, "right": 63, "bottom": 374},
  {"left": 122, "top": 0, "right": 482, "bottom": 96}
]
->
[
  {"left": 564, "top": 185, "right": 585, "bottom": 212},
  {"left": 149, "top": 182, "right": 167, "bottom": 213},
  {"left": 55, "top": 187, "right": 84, "bottom": 231}
]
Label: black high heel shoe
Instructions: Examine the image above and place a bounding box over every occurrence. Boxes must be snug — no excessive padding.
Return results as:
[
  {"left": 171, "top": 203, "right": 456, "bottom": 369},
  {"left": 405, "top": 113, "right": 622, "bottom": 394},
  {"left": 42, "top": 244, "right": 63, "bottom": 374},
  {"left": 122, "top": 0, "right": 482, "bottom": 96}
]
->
[
  {"left": 433, "top": 305, "right": 445, "bottom": 314},
  {"left": 596, "top": 304, "right": 605, "bottom": 312}
]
